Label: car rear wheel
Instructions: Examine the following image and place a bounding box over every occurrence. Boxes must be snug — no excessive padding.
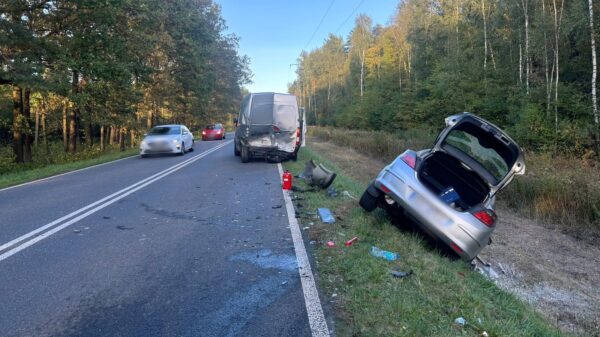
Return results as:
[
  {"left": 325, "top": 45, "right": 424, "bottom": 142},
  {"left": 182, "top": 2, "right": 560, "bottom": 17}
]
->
[
  {"left": 189, "top": 140, "right": 194, "bottom": 152},
  {"left": 234, "top": 142, "right": 240, "bottom": 156},
  {"left": 241, "top": 145, "right": 249, "bottom": 163},
  {"left": 359, "top": 182, "right": 380, "bottom": 212}
]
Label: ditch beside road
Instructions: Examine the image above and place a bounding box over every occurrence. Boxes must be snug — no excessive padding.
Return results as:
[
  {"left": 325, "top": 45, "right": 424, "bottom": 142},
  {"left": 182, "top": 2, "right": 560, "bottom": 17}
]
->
[{"left": 287, "top": 137, "right": 599, "bottom": 337}]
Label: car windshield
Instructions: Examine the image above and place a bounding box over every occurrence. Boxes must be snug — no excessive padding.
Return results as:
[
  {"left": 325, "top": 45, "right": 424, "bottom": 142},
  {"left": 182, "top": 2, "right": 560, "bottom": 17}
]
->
[
  {"left": 148, "top": 126, "right": 180, "bottom": 135},
  {"left": 443, "top": 127, "right": 510, "bottom": 181},
  {"left": 206, "top": 125, "right": 216, "bottom": 129}
]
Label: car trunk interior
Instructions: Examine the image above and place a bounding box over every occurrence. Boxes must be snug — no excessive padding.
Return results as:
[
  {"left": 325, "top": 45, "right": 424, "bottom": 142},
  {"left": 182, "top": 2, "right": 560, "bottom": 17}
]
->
[{"left": 417, "top": 152, "right": 490, "bottom": 211}]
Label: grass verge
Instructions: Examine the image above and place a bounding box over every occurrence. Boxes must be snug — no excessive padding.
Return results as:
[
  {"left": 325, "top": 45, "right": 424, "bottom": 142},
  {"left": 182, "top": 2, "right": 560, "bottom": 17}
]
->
[
  {"left": 0, "top": 148, "right": 137, "bottom": 189},
  {"left": 284, "top": 146, "right": 565, "bottom": 337},
  {"left": 309, "top": 126, "right": 600, "bottom": 234}
]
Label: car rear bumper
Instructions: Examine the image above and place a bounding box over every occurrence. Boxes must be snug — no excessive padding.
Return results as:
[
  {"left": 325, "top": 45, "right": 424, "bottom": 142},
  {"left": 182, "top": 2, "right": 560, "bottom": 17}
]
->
[
  {"left": 374, "top": 157, "right": 493, "bottom": 260},
  {"left": 202, "top": 134, "right": 223, "bottom": 140}
]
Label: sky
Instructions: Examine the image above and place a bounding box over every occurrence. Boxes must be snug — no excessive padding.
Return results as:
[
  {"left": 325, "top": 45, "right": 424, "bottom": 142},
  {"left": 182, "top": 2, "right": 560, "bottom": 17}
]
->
[{"left": 217, "top": 0, "right": 399, "bottom": 94}]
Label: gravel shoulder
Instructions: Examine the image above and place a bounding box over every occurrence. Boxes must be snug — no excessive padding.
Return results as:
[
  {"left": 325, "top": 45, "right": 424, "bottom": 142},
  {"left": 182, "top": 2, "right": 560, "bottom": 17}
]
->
[{"left": 308, "top": 137, "right": 600, "bottom": 336}]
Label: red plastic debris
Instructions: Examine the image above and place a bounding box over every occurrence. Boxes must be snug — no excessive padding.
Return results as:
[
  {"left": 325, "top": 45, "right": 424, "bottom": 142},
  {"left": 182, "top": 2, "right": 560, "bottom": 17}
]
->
[{"left": 344, "top": 237, "right": 359, "bottom": 247}]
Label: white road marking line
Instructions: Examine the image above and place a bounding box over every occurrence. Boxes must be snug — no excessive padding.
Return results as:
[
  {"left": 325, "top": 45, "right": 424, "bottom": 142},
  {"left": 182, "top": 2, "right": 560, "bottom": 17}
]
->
[
  {"left": 0, "top": 154, "right": 139, "bottom": 193},
  {"left": 277, "top": 163, "right": 330, "bottom": 337},
  {"left": 0, "top": 144, "right": 214, "bottom": 253},
  {"left": 0, "top": 141, "right": 232, "bottom": 262}
]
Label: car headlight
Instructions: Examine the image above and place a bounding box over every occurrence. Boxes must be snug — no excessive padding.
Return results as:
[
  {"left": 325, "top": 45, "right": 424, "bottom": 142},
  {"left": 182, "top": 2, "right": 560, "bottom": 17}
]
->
[{"left": 172, "top": 139, "right": 179, "bottom": 144}]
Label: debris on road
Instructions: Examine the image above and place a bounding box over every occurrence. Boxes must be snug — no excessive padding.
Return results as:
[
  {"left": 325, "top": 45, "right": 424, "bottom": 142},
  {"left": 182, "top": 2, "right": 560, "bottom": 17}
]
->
[
  {"left": 326, "top": 241, "right": 336, "bottom": 247},
  {"left": 272, "top": 204, "right": 283, "bottom": 209},
  {"left": 344, "top": 237, "right": 359, "bottom": 247},
  {"left": 370, "top": 246, "right": 399, "bottom": 261},
  {"left": 390, "top": 270, "right": 412, "bottom": 278},
  {"left": 318, "top": 208, "right": 335, "bottom": 224}
]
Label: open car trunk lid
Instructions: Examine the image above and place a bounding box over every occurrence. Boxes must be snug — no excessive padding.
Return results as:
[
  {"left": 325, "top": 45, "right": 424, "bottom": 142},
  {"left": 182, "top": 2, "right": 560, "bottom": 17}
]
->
[{"left": 432, "top": 113, "right": 525, "bottom": 194}]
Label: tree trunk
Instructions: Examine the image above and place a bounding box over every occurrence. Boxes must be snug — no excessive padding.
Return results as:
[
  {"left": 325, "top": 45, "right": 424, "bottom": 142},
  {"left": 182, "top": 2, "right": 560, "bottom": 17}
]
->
[
  {"left": 69, "top": 70, "right": 79, "bottom": 154},
  {"left": 12, "top": 86, "right": 24, "bottom": 163},
  {"left": 34, "top": 99, "right": 40, "bottom": 146},
  {"left": 41, "top": 102, "right": 48, "bottom": 154},
  {"left": 360, "top": 49, "right": 365, "bottom": 97},
  {"left": 63, "top": 102, "right": 69, "bottom": 152},
  {"left": 590, "top": 0, "right": 600, "bottom": 153},
  {"left": 119, "top": 128, "right": 126, "bottom": 151},
  {"left": 100, "top": 125, "right": 105, "bottom": 151},
  {"left": 130, "top": 129, "right": 136, "bottom": 148},
  {"left": 22, "top": 88, "right": 32, "bottom": 163},
  {"left": 147, "top": 109, "right": 153, "bottom": 129},
  {"left": 482, "top": 0, "right": 487, "bottom": 81},
  {"left": 543, "top": 0, "right": 551, "bottom": 114},
  {"left": 552, "top": 0, "right": 564, "bottom": 148},
  {"left": 521, "top": 0, "right": 530, "bottom": 95}
]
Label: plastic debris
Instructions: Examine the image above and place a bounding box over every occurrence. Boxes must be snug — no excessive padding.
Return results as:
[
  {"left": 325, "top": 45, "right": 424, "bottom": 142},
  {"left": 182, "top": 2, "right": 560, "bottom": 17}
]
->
[
  {"left": 326, "top": 186, "right": 338, "bottom": 197},
  {"left": 454, "top": 317, "right": 467, "bottom": 326},
  {"left": 326, "top": 241, "right": 336, "bottom": 247},
  {"left": 318, "top": 208, "right": 336, "bottom": 224},
  {"left": 481, "top": 332, "right": 489, "bottom": 337},
  {"left": 342, "top": 190, "right": 357, "bottom": 200},
  {"left": 370, "top": 246, "right": 399, "bottom": 261},
  {"left": 344, "top": 237, "right": 359, "bottom": 247},
  {"left": 390, "top": 270, "right": 412, "bottom": 278},
  {"left": 272, "top": 205, "right": 283, "bottom": 209}
]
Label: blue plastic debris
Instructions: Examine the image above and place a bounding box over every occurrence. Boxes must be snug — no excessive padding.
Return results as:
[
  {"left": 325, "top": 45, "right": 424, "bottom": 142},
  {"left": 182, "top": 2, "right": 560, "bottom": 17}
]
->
[
  {"left": 318, "top": 208, "right": 335, "bottom": 224},
  {"left": 370, "top": 246, "right": 399, "bottom": 261}
]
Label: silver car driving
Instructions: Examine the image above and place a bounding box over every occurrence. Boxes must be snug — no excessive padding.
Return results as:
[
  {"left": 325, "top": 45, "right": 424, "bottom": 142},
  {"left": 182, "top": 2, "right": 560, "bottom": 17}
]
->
[
  {"left": 139, "top": 124, "right": 194, "bottom": 158},
  {"left": 359, "top": 113, "right": 525, "bottom": 261}
]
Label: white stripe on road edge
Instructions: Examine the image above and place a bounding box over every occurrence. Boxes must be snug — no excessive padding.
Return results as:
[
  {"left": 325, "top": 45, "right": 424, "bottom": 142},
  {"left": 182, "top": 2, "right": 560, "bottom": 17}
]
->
[
  {"left": 277, "top": 163, "right": 330, "bottom": 337},
  {"left": 0, "top": 141, "right": 232, "bottom": 262},
  {"left": 0, "top": 154, "right": 139, "bottom": 193}
]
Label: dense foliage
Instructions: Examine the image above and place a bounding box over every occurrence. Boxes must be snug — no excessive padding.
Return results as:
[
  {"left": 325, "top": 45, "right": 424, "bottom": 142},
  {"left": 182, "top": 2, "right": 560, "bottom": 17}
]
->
[
  {"left": 1, "top": 0, "right": 251, "bottom": 163},
  {"left": 291, "top": 0, "right": 600, "bottom": 156}
]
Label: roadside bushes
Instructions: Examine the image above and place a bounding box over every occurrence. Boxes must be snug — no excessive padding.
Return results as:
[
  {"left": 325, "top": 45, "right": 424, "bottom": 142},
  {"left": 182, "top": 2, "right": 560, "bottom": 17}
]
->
[{"left": 309, "top": 126, "right": 600, "bottom": 232}]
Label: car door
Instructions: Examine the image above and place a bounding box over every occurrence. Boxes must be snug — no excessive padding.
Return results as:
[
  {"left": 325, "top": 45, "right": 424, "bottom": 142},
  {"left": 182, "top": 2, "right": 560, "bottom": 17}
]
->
[
  {"left": 182, "top": 126, "right": 192, "bottom": 150},
  {"left": 432, "top": 113, "right": 526, "bottom": 195}
]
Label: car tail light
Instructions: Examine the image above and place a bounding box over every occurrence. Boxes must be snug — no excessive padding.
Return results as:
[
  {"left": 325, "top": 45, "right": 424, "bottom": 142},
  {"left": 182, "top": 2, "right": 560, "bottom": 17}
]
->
[
  {"left": 400, "top": 152, "right": 416, "bottom": 169},
  {"left": 450, "top": 242, "right": 463, "bottom": 254},
  {"left": 296, "top": 128, "right": 301, "bottom": 146},
  {"left": 272, "top": 125, "right": 281, "bottom": 133},
  {"left": 379, "top": 184, "right": 391, "bottom": 194},
  {"left": 472, "top": 209, "right": 496, "bottom": 227}
]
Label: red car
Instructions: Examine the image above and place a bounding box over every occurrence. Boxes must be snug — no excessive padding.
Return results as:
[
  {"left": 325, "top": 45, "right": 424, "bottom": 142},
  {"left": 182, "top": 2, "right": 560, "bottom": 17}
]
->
[{"left": 201, "top": 123, "right": 226, "bottom": 141}]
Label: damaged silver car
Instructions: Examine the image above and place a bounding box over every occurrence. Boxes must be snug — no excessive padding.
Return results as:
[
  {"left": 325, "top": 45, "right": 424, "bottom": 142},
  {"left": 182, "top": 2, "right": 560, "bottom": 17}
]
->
[
  {"left": 359, "top": 113, "right": 525, "bottom": 261},
  {"left": 234, "top": 92, "right": 303, "bottom": 163}
]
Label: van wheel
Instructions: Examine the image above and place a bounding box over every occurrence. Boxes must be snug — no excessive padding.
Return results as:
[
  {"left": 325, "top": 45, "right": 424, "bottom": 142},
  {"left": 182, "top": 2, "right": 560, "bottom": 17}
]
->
[
  {"left": 234, "top": 143, "right": 240, "bottom": 156},
  {"left": 241, "top": 145, "right": 249, "bottom": 163}
]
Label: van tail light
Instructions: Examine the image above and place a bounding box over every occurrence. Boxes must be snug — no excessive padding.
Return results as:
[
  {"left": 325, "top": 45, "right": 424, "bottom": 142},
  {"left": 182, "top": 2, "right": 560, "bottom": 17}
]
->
[
  {"left": 400, "top": 152, "right": 416, "bottom": 169},
  {"left": 296, "top": 128, "right": 301, "bottom": 146},
  {"left": 379, "top": 184, "right": 391, "bottom": 194},
  {"left": 272, "top": 125, "right": 281, "bottom": 133},
  {"left": 472, "top": 209, "right": 496, "bottom": 227}
]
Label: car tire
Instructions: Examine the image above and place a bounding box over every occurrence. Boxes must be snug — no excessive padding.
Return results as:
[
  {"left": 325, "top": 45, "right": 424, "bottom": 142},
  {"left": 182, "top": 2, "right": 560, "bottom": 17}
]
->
[
  {"left": 179, "top": 143, "right": 185, "bottom": 156},
  {"left": 360, "top": 182, "right": 381, "bottom": 212},
  {"left": 141, "top": 154, "right": 148, "bottom": 158},
  {"left": 241, "top": 145, "right": 249, "bottom": 163},
  {"left": 189, "top": 140, "right": 194, "bottom": 152},
  {"left": 234, "top": 142, "right": 240, "bottom": 156}
]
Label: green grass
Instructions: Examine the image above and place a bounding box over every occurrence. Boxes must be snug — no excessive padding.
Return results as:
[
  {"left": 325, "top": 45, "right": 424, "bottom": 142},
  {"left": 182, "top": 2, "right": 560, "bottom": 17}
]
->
[
  {"left": 284, "top": 147, "right": 566, "bottom": 337},
  {"left": 0, "top": 147, "right": 137, "bottom": 189}
]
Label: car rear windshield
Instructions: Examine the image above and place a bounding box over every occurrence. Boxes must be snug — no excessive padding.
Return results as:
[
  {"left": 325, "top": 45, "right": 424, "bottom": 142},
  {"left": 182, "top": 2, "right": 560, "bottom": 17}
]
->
[
  {"left": 148, "top": 126, "right": 180, "bottom": 135},
  {"left": 443, "top": 124, "right": 513, "bottom": 181}
]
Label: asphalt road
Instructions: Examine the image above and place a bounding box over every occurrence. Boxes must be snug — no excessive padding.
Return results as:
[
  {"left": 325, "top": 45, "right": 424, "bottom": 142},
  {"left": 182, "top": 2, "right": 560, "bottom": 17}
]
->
[{"left": 0, "top": 137, "right": 320, "bottom": 337}]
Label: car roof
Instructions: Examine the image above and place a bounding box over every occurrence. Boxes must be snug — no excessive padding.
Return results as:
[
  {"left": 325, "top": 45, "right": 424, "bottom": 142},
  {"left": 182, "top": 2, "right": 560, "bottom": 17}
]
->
[{"left": 153, "top": 124, "right": 184, "bottom": 128}]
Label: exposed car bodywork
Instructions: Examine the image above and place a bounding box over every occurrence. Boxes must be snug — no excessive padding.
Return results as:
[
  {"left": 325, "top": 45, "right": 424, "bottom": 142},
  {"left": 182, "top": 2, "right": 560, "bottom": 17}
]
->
[
  {"left": 234, "top": 92, "right": 302, "bottom": 162},
  {"left": 360, "top": 113, "right": 525, "bottom": 261}
]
